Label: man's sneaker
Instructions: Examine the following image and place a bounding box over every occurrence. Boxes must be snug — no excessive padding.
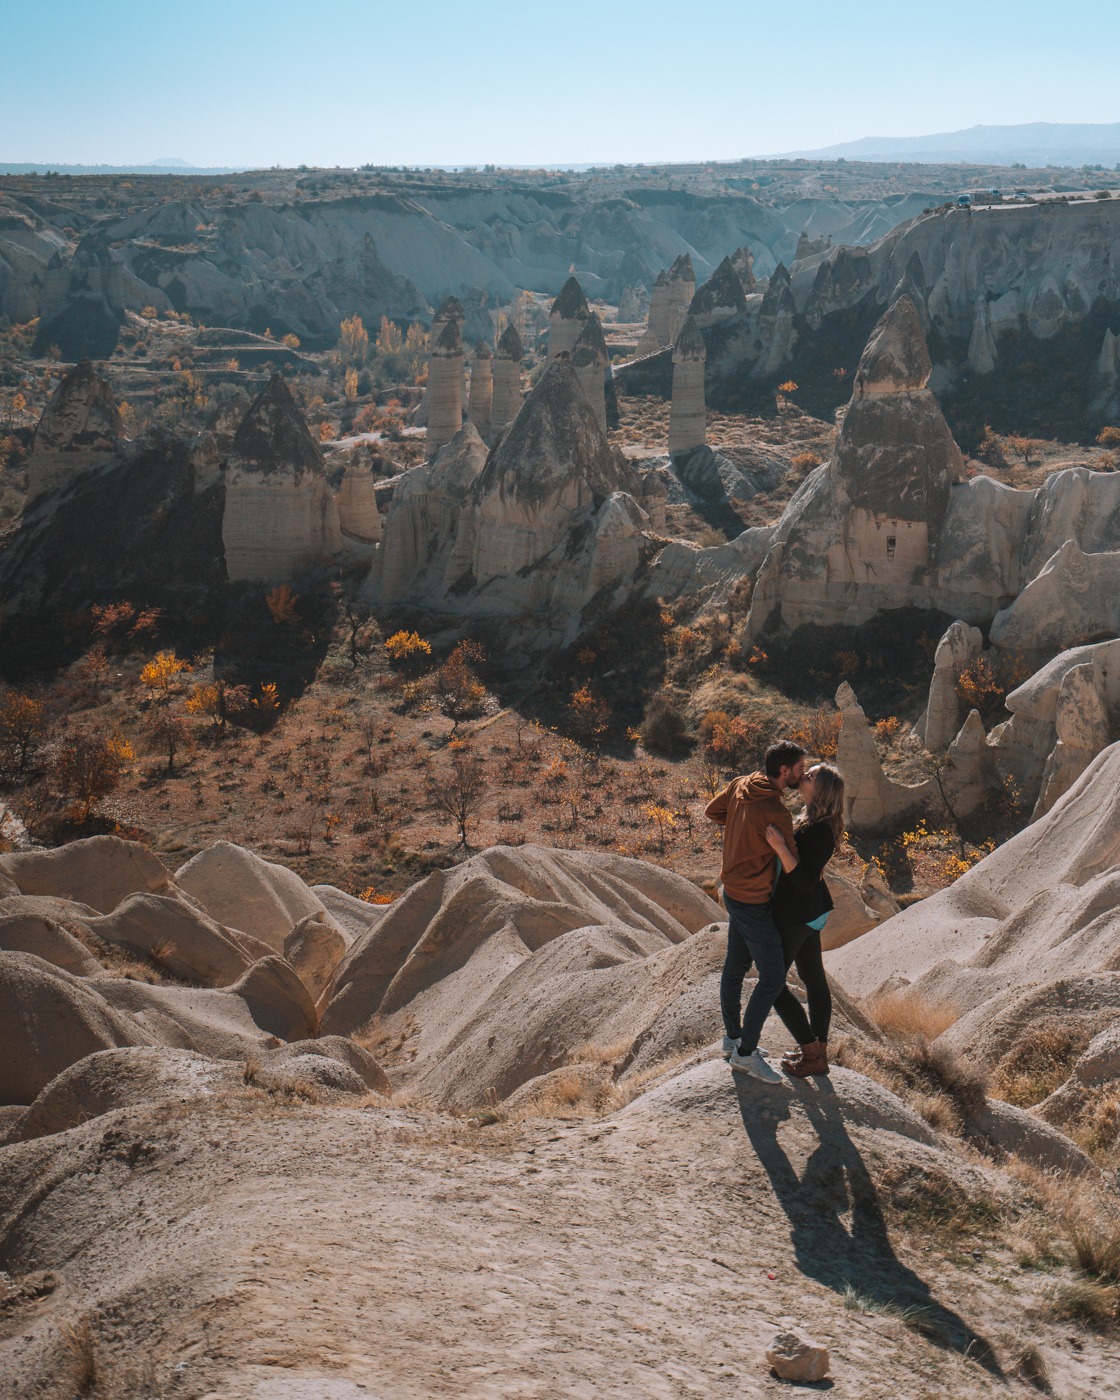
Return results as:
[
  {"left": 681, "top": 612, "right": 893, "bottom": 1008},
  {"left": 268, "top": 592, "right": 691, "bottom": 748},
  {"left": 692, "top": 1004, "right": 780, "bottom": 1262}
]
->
[
  {"left": 721, "top": 1035, "right": 738, "bottom": 1059},
  {"left": 729, "top": 1048, "right": 783, "bottom": 1083}
]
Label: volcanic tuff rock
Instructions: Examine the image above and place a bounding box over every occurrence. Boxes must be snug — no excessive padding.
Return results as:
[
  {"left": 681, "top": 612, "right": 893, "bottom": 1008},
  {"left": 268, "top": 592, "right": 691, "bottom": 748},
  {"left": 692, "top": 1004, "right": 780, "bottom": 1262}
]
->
[
  {"left": 548, "top": 275, "right": 591, "bottom": 360},
  {"left": 367, "top": 419, "right": 489, "bottom": 607},
  {"left": 27, "top": 358, "right": 123, "bottom": 501},
  {"left": 745, "top": 298, "right": 965, "bottom": 637},
  {"left": 835, "top": 682, "right": 933, "bottom": 832},
  {"left": 221, "top": 373, "right": 341, "bottom": 583},
  {"left": 688, "top": 254, "right": 747, "bottom": 327},
  {"left": 830, "top": 740, "right": 1120, "bottom": 1019},
  {"left": 438, "top": 358, "right": 648, "bottom": 641},
  {"left": 570, "top": 312, "right": 610, "bottom": 431},
  {"left": 668, "top": 315, "right": 707, "bottom": 455}
]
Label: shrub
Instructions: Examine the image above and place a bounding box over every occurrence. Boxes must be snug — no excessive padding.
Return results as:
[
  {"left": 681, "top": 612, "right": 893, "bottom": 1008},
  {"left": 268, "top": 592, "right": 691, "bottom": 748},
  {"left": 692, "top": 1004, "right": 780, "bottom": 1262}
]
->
[
  {"left": 139, "top": 649, "right": 191, "bottom": 692},
  {"left": 385, "top": 630, "right": 431, "bottom": 667},
  {"left": 52, "top": 732, "right": 134, "bottom": 822},
  {"left": 788, "top": 703, "right": 841, "bottom": 759},
  {"left": 698, "top": 709, "right": 765, "bottom": 770},
  {"left": 0, "top": 689, "right": 46, "bottom": 773},
  {"left": 566, "top": 682, "right": 611, "bottom": 746},
  {"left": 1097, "top": 426, "right": 1120, "bottom": 447},
  {"left": 639, "top": 695, "right": 690, "bottom": 756}
]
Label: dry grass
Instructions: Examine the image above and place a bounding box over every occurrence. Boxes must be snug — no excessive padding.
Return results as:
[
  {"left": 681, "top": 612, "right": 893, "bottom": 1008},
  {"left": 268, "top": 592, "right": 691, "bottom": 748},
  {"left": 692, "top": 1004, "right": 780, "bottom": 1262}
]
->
[
  {"left": 61, "top": 1313, "right": 159, "bottom": 1398},
  {"left": 1070, "top": 1088, "right": 1120, "bottom": 1160},
  {"left": 837, "top": 992, "right": 981, "bottom": 1135},
  {"left": 566, "top": 1039, "right": 632, "bottom": 1067},
  {"left": 1049, "top": 1278, "right": 1120, "bottom": 1331},
  {"left": 865, "top": 990, "right": 958, "bottom": 1042},
  {"left": 875, "top": 1159, "right": 1002, "bottom": 1240},
  {"left": 991, "top": 1027, "right": 1086, "bottom": 1108},
  {"left": 1009, "top": 1343, "right": 1052, "bottom": 1393},
  {"left": 351, "top": 1012, "right": 420, "bottom": 1067}
]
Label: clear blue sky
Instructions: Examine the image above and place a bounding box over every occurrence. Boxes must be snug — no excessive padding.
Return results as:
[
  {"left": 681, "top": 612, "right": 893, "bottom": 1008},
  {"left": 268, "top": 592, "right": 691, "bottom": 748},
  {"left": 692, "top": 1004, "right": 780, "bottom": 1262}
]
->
[{"left": 2, "top": 0, "right": 1117, "bottom": 167}]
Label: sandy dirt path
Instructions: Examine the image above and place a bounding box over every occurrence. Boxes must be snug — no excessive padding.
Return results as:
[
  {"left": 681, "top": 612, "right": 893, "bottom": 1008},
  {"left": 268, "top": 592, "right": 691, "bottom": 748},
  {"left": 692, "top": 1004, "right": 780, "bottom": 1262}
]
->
[{"left": 2, "top": 1059, "right": 1117, "bottom": 1398}]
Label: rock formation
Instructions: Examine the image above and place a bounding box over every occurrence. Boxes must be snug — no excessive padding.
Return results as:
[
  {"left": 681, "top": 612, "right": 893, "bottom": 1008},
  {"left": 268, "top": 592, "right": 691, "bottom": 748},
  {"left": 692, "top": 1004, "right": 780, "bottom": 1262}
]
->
[
  {"left": 645, "top": 269, "right": 672, "bottom": 347},
  {"left": 221, "top": 374, "right": 341, "bottom": 584},
  {"left": 986, "top": 638, "right": 1120, "bottom": 811},
  {"left": 835, "top": 683, "right": 933, "bottom": 832},
  {"left": 367, "top": 420, "right": 488, "bottom": 607},
  {"left": 426, "top": 318, "right": 465, "bottom": 456},
  {"left": 753, "top": 262, "right": 796, "bottom": 376},
  {"left": 335, "top": 459, "right": 382, "bottom": 545},
  {"left": 490, "top": 323, "right": 524, "bottom": 434},
  {"left": 430, "top": 294, "right": 465, "bottom": 348},
  {"left": 437, "top": 358, "right": 647, "bottom": 642},
  {"left": 745, "top": 298, "right": 966, "bottom": 638},
  {"left": 668, "top": 316, "right": 707, "bottom": 456},
  {"left": 570, "top": 314, "right": 609, "bottom": 431},
  {"left": 468, "top": 341, "right": 493, "bottom": 440},
  {"left": 1033, "top": 661, "right": 1112, "bottom": 818},
  {"left": 666, "top": 253, "right": 696, "bottom": 344},
  {"left": 940, "top": 709, "right": 995, "bottom": 818},
  {"left": 688, "top": 255, "right": 747, "bottom": 328},
  {"left": 27, "top": 359, "right": 123, "bottom": 501},
  {"left": 34, "top": 239, "right": 125, "bottom": 360},
  {"left": 989, "top": 538, "right": 1120, "bottom": 656},
  {"left": 548, "top": 276, "right": 591, "bottom": 361},
  {"left": 916, "top": 620, "right": 984, "bottom": 752},
  {"left": 730, "top": 244, "right": 757, "bottom": 292}
]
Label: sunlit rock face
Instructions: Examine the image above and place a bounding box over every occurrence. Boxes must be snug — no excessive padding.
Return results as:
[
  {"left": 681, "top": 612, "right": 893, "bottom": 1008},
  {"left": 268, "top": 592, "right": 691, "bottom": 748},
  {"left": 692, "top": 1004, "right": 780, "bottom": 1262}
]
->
[
  {"left": 27, "top": 359, "right": 123, "bottom": 501},
  {"left": 468, "top": 341, "right": 493, "bottom": 441},
  {"left": 668, "top": 316, "right": 706, "bottom": 456},
  {"left": 548, "top": 276, "right": 590, "bottom": 361},
  {"left": 367, "top": 420, "right": 488, "bottom": 608},
  {"left": 491, "top": 324, "right": 524, "bottom": 435},
  {"left": 426, "top": 318, "right": 464, "bottom": 457},
  {"left": 745, "top": 297, "right": 964, "bottom": 636},
  {"left": 221, "top": 374, "right": 341, "bottom": 584},
  {"left": 571, "top": 314, "right": 609, "bottom": 432},
  {"left": 436, "top": 358, "right": 648, "bottom": 642}
]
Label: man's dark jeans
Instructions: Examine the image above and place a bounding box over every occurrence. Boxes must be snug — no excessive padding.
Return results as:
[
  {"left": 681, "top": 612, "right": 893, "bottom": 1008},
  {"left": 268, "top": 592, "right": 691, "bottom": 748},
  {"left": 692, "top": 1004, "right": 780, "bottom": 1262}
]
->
[{"left": 720, "top": 892, "right": 787, "bottom": 1054}]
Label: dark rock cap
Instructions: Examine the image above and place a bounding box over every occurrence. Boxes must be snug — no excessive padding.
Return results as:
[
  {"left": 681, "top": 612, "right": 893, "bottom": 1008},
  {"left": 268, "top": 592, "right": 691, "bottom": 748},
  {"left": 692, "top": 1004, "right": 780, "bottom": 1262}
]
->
[
  {"left": 33, "top": 358, "right": 122, "bottom": 452},
  {"left": 689, "top": 256, "right": 746, "bottom": 318},
  {"left": 653, "top": 268, "right": 669, "bottom": 287},
  {"left": 229, "top": 373, "right": 324, "bottom": 478},
  {"left": 668, "top": 253, "right": 695, "bottom": 282},
  {"left": 673, "top": 316, "right": 706, "bottom": 361},
  {"left": 433, "top": 318, "right": 463, "bottom": 355},
  {"left": 855, "top": 296, "right": 931, "bottom": 395},
  {"left": 433, "top": 295, "right": 465, "bottom": 323},
  {"left": 550, "top": 275, "right": 591, "bottom": 321},
  {"left": 570, "top": 313, "right": 609, "bottom": 367},
  {"left": 473, "top": 340, "right": 493, "bottom": 360},
  {"left": 730, "top": 245, "right": 757, "bottom": 292},
  {"left": 496, "top": 323, "right": 524, "bottom": 361},
  {"left": 477, "top": 356, "right": 630, "bottom": 508}
]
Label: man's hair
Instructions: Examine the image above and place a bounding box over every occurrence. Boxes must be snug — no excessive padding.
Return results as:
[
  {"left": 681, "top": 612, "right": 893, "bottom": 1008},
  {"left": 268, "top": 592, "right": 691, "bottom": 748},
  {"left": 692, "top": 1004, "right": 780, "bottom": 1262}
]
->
[{"left": 764, "top": 740, "right": 806, "bottom": 778}]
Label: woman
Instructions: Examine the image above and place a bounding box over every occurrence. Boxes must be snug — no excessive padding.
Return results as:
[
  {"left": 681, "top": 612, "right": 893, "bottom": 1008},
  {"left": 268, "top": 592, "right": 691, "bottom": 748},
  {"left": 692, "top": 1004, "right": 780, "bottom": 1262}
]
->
[{"left": 763, "top": 762, "right": 845, "bottom": 1078}]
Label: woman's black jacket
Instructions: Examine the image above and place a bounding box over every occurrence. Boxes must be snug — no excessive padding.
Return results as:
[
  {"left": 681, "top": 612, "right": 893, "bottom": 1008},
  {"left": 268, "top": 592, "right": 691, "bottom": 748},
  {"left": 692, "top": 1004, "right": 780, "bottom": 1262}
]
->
[{"left": 771, "top": 821, "right": 835, "bottom": 929}]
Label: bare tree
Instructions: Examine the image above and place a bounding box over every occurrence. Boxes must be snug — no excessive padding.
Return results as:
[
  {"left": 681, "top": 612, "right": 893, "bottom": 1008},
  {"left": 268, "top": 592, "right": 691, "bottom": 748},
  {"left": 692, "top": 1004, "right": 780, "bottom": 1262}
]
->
[{"left": 429, "top": 745, "right": 487, "bottom": 848}]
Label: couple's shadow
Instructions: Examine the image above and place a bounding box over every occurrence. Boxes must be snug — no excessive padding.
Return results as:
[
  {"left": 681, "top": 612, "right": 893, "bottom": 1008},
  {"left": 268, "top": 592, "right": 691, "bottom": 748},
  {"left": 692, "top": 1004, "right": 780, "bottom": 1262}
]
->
[{"left": 734, "top": 1074, "right": 1004, "bottom": 1378}]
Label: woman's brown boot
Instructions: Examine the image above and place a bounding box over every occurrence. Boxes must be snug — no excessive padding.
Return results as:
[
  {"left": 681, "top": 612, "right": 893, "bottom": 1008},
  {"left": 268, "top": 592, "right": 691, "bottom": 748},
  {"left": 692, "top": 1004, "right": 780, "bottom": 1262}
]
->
[
  {"left": 785, "top": 1040, "right": 829, "bottom": 1077},
  {"left": 780, "top": 1045, "right": 804, "bottom": 1072}
]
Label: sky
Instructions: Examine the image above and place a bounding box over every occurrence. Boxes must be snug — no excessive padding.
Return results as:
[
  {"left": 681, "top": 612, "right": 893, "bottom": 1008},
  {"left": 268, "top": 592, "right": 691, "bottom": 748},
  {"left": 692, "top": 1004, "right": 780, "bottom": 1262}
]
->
[{"left": 2, "top": 0, "right": 1118, "bottom": 168}]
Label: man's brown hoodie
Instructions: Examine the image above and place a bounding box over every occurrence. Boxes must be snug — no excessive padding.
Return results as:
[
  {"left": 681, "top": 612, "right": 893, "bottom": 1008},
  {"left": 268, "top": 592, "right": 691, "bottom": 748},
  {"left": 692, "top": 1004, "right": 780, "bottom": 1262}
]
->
[{"left": 705, "top": 772, "right": 795, "bottom": 904}]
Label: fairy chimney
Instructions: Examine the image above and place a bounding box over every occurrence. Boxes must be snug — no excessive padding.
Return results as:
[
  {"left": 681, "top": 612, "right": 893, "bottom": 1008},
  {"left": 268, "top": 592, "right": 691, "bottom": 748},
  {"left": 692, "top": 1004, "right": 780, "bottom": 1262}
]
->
[
  {"left": 335, "top": 458, "right": 382, "bottom": 544},
  {"left": 28, "top": 358, "right": 123, "bottom": 500},
  {"left": 222, "top": 374, "right": 341, "bottom": 583},
  {"left": 570, "top": 313, "right": 610, "bottom": 432},
  {"left": 491, "top": 323, "right": 524, "bottom": 434},
  {"left": 427, "top": 318, "right": 464, "bottom": 456},
  {"left": 646, "top": 269, "right": 672, "bottom": 347},
  {"left": 548, "top": 276, "right": 591, "bottom": 361},
  {"left": 468, "top": 341, "right": 493, "bottom": 441},
  {"left": 666, "top": 254, "right": 696, "bottom": 344},
  {"left": 688, "top": 256, "right": 747, "bottom": 328},
  {"left": 668, "top": 317, "right": 707, "bottom": 456}
]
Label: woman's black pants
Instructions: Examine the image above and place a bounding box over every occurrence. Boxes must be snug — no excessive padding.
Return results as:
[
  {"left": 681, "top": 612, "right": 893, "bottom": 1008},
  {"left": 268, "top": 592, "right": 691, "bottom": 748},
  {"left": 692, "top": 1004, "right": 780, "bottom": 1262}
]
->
[{"left": 771, "top": 921, "right": 832, "bottom": 1045}]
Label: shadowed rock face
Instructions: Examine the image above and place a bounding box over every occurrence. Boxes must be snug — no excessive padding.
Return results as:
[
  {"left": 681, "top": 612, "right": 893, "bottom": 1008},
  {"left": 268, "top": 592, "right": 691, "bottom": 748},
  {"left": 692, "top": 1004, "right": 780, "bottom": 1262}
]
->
[
  {"left": 222, "top": 374, "right": 341, "bottom": 582},
  {"left": 32, "top": 359, "right": 122, "bottom": 454},
  {"left": 853, "top": 295, "right": 931, "bottom": 396},
  {"left": 550, "top": 276, "right": 591, "bottom": 321},
  {"left": 496, "top": 323, "right": 523, "bottom": 361},
  {"left": 228, "top": 375, "right": 324, "bottom": 482},
  {"left": 689, "top": 256, "right": 747, "bottom": 324}
]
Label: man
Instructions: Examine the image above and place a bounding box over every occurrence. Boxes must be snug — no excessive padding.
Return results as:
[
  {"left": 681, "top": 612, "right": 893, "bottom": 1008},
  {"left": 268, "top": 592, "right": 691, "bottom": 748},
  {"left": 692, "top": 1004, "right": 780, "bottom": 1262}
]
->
[{"left": 705, "top": 740, "right": 805, "bottom": 1082}]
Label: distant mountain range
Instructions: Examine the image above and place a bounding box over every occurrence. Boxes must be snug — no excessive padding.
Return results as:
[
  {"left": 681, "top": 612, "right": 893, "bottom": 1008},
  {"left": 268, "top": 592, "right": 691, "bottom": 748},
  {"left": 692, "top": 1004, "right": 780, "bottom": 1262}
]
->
[
  {"left": 0, "top": 160, "right": 244, "bottom": 176},
  {"left": 779, "top": 122, "right": 1120, "bottom": 168}
]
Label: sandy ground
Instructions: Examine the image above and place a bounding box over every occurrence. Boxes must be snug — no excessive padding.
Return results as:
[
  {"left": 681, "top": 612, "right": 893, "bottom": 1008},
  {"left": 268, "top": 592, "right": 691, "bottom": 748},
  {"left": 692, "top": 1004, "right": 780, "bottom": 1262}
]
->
[{"left": 3, "top": 1054, "right": 1117, "bottom": 1400}]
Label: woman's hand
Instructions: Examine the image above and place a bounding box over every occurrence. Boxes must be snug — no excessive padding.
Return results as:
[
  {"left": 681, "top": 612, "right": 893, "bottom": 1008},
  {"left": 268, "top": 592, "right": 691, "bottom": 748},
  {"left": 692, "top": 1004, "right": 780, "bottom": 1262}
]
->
[{"left": 765, "top": 824, "right": 798, "bottom": 874}]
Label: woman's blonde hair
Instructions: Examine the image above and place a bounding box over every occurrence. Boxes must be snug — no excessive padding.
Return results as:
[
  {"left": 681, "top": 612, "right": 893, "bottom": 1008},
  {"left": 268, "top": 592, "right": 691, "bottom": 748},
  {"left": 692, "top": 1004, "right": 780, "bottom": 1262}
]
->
[{"left": 798, "top": 762, "right": 845, "bottom": 844}]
